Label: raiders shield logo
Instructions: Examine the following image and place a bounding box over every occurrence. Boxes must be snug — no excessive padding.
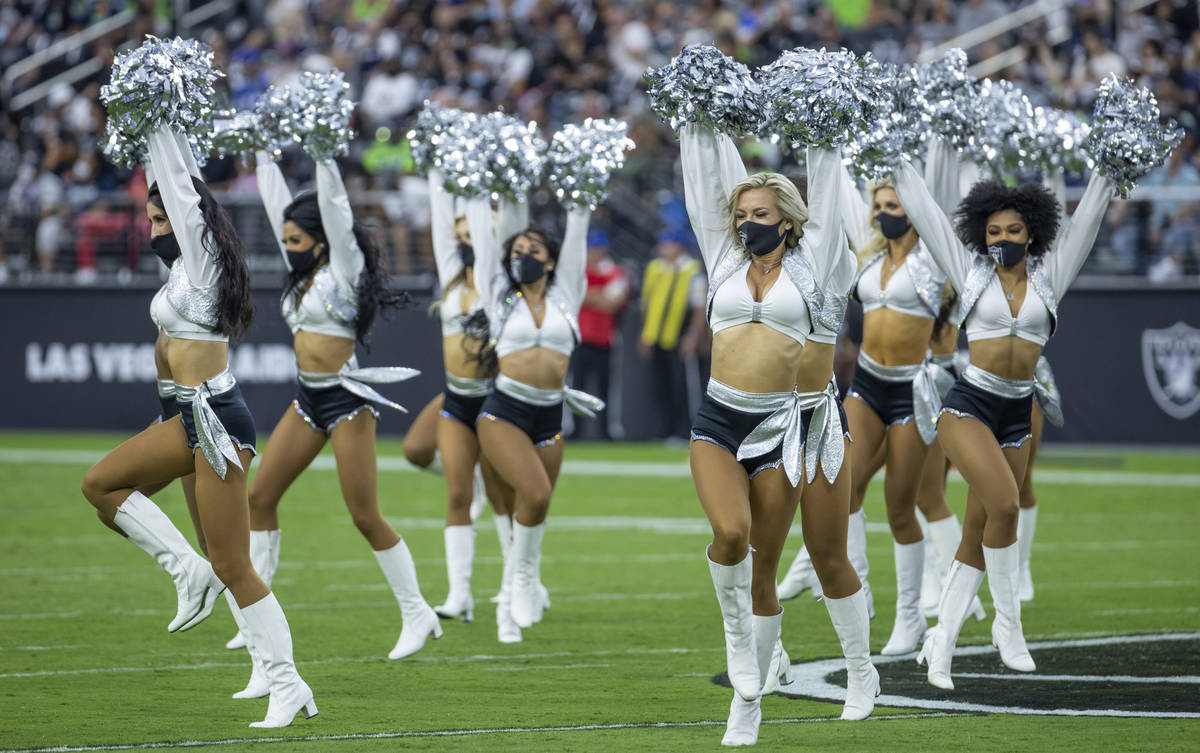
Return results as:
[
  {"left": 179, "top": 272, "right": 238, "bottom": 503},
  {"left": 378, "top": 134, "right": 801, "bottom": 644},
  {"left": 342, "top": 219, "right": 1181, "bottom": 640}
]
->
[{"left": 1142, "top": 321, "right": 1200, "bottom": 420}]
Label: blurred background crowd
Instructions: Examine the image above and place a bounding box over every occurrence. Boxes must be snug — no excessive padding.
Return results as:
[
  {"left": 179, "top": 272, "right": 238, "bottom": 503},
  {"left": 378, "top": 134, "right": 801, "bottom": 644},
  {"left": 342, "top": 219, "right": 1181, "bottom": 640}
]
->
[{"left": 1, "top": 0, "right": 1197, "bottom": 289}]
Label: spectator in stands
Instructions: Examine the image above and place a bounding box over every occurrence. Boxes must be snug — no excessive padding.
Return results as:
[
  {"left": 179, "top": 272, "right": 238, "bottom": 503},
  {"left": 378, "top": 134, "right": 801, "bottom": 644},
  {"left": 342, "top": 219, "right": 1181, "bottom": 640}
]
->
[
  {"left": 571, "top": 230, "right": 631, "bottom": 439},
  {"left": 637, "top": 227, "right": 706, "bottom": 443}
]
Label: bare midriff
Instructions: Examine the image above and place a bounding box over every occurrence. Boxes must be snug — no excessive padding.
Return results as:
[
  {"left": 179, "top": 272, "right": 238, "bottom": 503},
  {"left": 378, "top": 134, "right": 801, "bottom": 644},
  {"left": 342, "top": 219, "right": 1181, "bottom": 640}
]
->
[
  {"left": 293, "top": 330, "right": 356, "bottom": 374},
  {"left": 162, "top": 337, "right": 231, "bottom": 386},
  {"left": 443, "top": 333, "right": 489, "bottom": 379},
  {"left": 861, "top": 308, "right": 935, "bottom": 366},
  {"left": 711, "top": 324, "right": 805, "bottom": 394},
  {"left": 929, "top": 322, "right": 959, "bottom": 357},
  {"left": 499, "top": 347, "right": 570, "bottom": 390},
  {"left": 967, "top": 336, "right": 1041, "bottom": 381},
  {"left": 794, "top": 341, "right": 835, "bottom": 393}
]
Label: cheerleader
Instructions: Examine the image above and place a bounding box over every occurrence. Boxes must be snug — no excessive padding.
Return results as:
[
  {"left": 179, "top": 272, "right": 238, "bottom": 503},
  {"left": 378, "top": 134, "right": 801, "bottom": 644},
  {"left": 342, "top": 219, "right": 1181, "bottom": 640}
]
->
[
  {"left": 465, "top": 192, "right": 595, "bottom": 644},
  {"left": 81, "top": 126, "right": 315, "bottom": 727},
  {"left": 682, "top": 122, "right": 876, "bottom": 746},
  {"left": 896, "top": 137, "right": 1115, "bottom": 688},
  {"left": 240, "top": 149, "right": 437, "bottom": 674}
]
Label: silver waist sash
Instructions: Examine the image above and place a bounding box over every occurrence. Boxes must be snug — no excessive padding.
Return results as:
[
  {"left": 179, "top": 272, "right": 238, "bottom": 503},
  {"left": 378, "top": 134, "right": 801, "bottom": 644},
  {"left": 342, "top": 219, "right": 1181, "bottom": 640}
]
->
[
  {"left": 156, "top": 378, "right": 175, "bottom": 399},
  {"left": 707, "top": 378, "right": 826, "bottom": 488},
  {"left": 859, "top": 351, "right": 953, "bottom": 445},
  {"left": 930, "top": 352, "right": 955, "bottom": 369},
  {"left": 446, "top": 371, "right": 492, "bottom": 398},
  {"left": 1032, "top": 355, "right": 1063, "bottom": 427},
  {"left": 299, "top": 356, "right": 420, "bottom": 414},
  {"left": 799, "top": 381, "right": 846, "bottom": 485},
  {"left": 175, "top": 368, "right": 242, "bottom": 481},
  {"left": 962, "top": 364, "right": 1035, "bottom": 399},
  {"left": 495, "top": 373, "right": 606, "bottom": 418}
]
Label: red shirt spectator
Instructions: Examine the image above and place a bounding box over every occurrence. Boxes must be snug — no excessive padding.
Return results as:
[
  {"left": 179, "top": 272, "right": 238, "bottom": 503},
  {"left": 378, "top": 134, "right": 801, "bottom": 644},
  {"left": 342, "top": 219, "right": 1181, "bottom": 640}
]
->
[{"left": 578, "top": 230, "right": 630, "bottom": 348}]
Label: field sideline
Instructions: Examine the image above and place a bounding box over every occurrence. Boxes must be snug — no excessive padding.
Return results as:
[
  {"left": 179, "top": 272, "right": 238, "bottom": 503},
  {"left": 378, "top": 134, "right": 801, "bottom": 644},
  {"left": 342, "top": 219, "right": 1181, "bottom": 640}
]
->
[{"left": 0, "top": 431, "right": 1196, "bottom": 752}]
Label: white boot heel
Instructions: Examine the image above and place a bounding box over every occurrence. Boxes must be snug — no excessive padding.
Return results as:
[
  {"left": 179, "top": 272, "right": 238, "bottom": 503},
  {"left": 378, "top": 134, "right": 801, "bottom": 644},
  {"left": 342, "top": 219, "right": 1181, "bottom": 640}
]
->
[
  {"left": 916, "top": 625, "right": 954, "bottom": 690},
  {"left": 496, "top": 550, "right": 522, "bottom": 643},
  {"left": 824, "top": 588, "right": 879, "bottom": 720},
  {"left": 435, "top": 525, "right": 476, "bottom": 622},
  {"left": 985, "top": 544, "right": 1035, "bottom": 672},
  {"left": 375, "top": 540, "right": 440, "bottom": 659},
  {"left": 224, "top": 591, "right": 269, "bottom": 699},
  {"left": 250, "top": 679, "right": 317, "bottom": 728},
  {"left": 721, "top": 695, "right": 761, "bottom": 746},
  {"left": 240, "top": 592, "right": 315, "bottom": 728},
  {"left": 228, "top": 529, "right": 280, "bottom": 649},
  {"left": 920, "top": 560, "right": 986, "bottom": 690},
  {"left": 881, "top": 541, "right": 927, "bottom": 655},
  {"left": 708, "top": 550, "right": 760, "bottom": 702},
  {"left": 389, "top": 605, "right": 443, "bottom": 660},
  {"left": 510, "top": 522, "right": 545, "bottom": 628}
]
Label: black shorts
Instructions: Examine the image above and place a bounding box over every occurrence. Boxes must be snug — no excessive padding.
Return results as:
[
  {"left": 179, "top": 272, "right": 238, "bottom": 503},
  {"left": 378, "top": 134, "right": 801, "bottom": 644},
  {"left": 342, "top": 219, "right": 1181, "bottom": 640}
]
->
[
  {"left": 691, "top": 393, "right": 784, "bottom": 478},
  {"left": 159, "top": 393, "right": 180, "bottom": 422},
  {"left": 441, "top": 390, "right": 487, "bottom": 431},
  {"left": 846, "top": 364, "right": 914, "bottom": 426},
  {"left": 293, "top": 381, "right": 378, "bottom": 434},
  {"left": 478, "top": 390, "right": 563, "bottom": 446},
  {"left": 940, "top": 379, "right": 1033, "bottom": 448},
  {"left": 177, "top": 385, "right": 257, "bottom": 453}
]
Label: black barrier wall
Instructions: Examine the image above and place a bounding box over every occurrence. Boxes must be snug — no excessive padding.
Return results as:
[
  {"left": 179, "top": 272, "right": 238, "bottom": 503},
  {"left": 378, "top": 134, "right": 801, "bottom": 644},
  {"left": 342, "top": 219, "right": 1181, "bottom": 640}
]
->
[{"left": 2, "top": 286, "right": 1199, "bottom": 444}]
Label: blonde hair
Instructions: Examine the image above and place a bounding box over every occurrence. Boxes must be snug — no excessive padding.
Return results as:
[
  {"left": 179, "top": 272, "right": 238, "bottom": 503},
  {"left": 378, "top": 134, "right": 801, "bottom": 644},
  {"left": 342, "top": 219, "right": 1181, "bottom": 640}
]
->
[
  {"left": 856, "top": 178, "right": 898, "bottom": 267},
  {"left": 725, "top": 172, "right": 808, "bottom": 255}
]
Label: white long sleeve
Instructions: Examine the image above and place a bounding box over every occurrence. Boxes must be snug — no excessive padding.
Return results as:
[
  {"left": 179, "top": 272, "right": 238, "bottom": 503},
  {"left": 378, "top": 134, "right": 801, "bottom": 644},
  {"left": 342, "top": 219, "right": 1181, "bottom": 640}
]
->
[
  {"left": 428, "top": 170, "right": 463, "bottom": 287},
  {"left": 837, "top": 164, "right": 873, "bottom": 253},
  {"left": 255, "top": 151, "right": 293, "bottom": 268},
  {"left": 893, "top": 157, "right": 970, "bottom": 293},
  {"left": 1040, "top": 173, "right": 1115, "bottom": 298},
  {"left": 315, "top": 159, "right": 365, "bottom": 289},
  {"left": 798, "top": 145, "right": 847, "bottom": 289},
  {"left": 1045, "top": 170, "right": 1067, "bottom": 214},
  {"left": 925, "top": 137, "right": 961, "bottom": 214},
  {"left": 556, "top": 207, "right": 591, "bottom": 313},
  {"left": 680, "top": 124, "right": 746, "bottom": 277},
  {"left": 466, "top": 196, "right": 500, "bottom": 307},
  {"left": 145, "top": 126, "right": 219, "bottom": 288},
  {"left": 495, "top": 197, "right": 529, "bottom": 251}
]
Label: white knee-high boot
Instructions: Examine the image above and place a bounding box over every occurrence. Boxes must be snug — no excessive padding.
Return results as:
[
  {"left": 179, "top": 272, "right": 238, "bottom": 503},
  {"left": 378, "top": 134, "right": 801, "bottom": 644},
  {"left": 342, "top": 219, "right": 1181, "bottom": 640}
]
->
[
  {"left": 777, "top": 545, "right": 822, "bottom": 601},
  {"left": 227, "top": 529, "right": 280, "bottom": 650},
  {"left": 722, "top": 610, "right": 780, "bottom": 746},
  {"left": 824, "top": 589, "right": 879, "bottom": 720},
  {"left": 916, "top": 560, "right": 985, "bottom": 689},
  {"left": 374, "top": 539, "right": 442, "bottom": 660},
  {"left": 881, "top": 540, "right": 926, "bottom": 655},
  {"left": 510, "top": 521, "right": 545, "bottom": 628},
  {"left": 424, "top": 450, "right": 444, "bottom": 475},
  {"left": 225, "top": 590, "right": 268, "bottom": 699},
  {"left": 468, "top": 465, "right": 488, "bottom": 522},
  {"left": 846, "top": 510, "right": 874, "bottom": 619},
  {"left": 917, "top": 511, "right": 940, "bottom": 617},
  {"left": 985, "top": 543, "right": 1036, "bottom": 672},
  {"left": 1017, "top": 506, "right": 1037, "bottom": 602},
  {"left": 926, "top": 515, "right": 987, "bottom": 622},
  {"left": 435, "top": 525, "right": 475, "bottom": 622},
  {"left": 239, "top": 592, "right": 316, "bottom": 728},
  {"left": 708, "top": 550, "right": 761, "bottom": 702},
  {"left": 496, "top": 539, "right": 521, "bottom": 643},
  {"left": 113, "top": 491, "right": 223, "bottom": 632}
]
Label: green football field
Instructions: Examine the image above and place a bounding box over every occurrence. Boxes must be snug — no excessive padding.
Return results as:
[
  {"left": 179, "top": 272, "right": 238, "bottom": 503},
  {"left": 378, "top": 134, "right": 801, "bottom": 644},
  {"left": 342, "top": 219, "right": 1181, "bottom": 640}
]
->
[{"left": 1, "top": 431, "right": 1197, "bottom": 752}]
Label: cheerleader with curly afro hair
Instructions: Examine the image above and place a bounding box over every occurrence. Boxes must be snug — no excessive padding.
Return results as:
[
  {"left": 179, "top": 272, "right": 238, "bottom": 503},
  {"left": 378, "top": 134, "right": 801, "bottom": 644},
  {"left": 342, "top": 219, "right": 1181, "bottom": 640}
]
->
[{"left": 892, "top": 135, "right": 1117, "bottom": 692}]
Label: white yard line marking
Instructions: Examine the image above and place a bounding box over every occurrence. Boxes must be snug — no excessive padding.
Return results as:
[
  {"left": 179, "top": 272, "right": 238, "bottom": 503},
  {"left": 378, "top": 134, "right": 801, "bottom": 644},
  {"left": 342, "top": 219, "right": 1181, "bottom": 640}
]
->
[
  {"left": 0, "top": 713, "right": 964, "bottom": 753},
  {"left": 2, "top": 448, "right": 1199, "bottom": 486},
  {"left": 950, "top": 672, "right": 1200, "bottom": 683},
  {"left": 482, "top": 663, "right": 614, "bottom": 671}
]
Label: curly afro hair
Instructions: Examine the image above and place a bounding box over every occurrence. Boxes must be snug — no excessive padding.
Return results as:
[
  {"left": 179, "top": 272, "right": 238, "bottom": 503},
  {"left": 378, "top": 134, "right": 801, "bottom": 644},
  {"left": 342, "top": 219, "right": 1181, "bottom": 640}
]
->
[{"left": 955, "top": 181, "right": 1061, "bottom": 259}]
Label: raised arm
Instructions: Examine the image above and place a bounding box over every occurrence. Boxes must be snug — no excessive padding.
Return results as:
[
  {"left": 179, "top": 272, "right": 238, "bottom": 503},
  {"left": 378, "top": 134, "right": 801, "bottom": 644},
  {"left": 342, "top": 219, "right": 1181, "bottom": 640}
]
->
[
  {"left": 496, "top": 197, "right": 529, "bottom": 249},
  {"left": 680, "top": 123, "right": 744, "bottom": 276},
  {"left": 1044, "top": 169, "right": 1067, "bottom": 214},
  {"left": 255, "top": 151, "right": 293, "bottom": 267},
  {"left": 1040, "top": 172, "right": 1115, "bottom": 297},
  {"left": 797, "top": 145, "right": 847, "bottom": 287},
  {"left": 837, "top": 163, "right": 873, "bottom": 253},
  {"left": 145, "top": 126, "right": 218, "bottom": 288},
  {"left": 556, "top": 207, "right": 591, "bottom": 312},
  {"left": 892, "top": 152, "right": 971, "bottom": 292},
  {"left": 925, "top": 136, "right": 961, "bottom": 213},
  {"left": 466, "top": 196, "right": 500, "bottom": 306},
  {"left": 315, "top": 159, "right": 366, "bottom": 288},
  {"left": 428, "top": 169, "right": 463, "bottom": 286}
]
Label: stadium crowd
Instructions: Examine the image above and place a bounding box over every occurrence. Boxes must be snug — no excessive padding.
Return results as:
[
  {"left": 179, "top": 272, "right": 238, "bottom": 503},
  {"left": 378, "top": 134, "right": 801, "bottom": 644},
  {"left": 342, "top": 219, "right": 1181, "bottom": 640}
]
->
[{"left": 1, "top": 0, "right": 1198, "bottom": 284}]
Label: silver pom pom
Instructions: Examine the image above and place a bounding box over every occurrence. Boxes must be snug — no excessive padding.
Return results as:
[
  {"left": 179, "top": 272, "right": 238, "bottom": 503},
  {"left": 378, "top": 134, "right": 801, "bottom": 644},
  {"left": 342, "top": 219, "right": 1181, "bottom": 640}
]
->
[
  {"left": 212, "top": 109, "right": 264, "bottom": 161},
  {"left": 292, "top": 70, "right": 357, "bottom": 161},
  {"left": 407, "top": 101, "right": 467, "bottom": 175},
  {"left": 546, "top": 118, "right": 635, "bottom": 210},
  {"left": 1087, "top": 74, "right": 1184, "bottom": 198},
  {"left": 253, "top": 84, "right": 306, "bottom": 160},
  {"left": 846, "top": 63, "right": 928, "bottom": 180},
  {"left": 1019, "top": 107, "right": 1095, "bottom": 176},
  {"left": 99, "top": 35, "right": 223, "bottom": 168},
  {"left": 435, "top": 111, "right": 546, "bottom": 201},
  {"left": 644, "top": 44, "right": 764, "bottom": 137},
  {"left": 913, "top": 49, "right": 978, "bottom": 151},
  {"left": 966, "top": 78, "right": 1034, "bottom": 177},
  {"left": 757, "top": 47, "right": 888, "bottom": 149}
]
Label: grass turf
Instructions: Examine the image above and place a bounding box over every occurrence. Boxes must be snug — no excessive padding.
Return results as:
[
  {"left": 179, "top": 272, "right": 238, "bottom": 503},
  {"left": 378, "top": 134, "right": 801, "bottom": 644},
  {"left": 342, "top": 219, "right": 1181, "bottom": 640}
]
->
[{"left": 0, "top": 431, "right": 1196, "bottom": 752}]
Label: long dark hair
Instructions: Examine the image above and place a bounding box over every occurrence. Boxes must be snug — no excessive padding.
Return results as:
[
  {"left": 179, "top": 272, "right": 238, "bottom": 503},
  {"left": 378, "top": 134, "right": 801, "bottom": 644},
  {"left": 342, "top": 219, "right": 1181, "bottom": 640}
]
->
[
  {"left": 955, "top": 181, "right": 1061, "bottom": 259},
  {"left": 148, "top": 178, "right": 254, "bottom": 341},
  {"left": 931, "top": 287, "right": 959, "bottom": 342},
  {"left": 463, "top": 226, "right": 561, "bottom": 379},
  {"left": 280, "top": 191, "right": 407, "bottom": 349}
]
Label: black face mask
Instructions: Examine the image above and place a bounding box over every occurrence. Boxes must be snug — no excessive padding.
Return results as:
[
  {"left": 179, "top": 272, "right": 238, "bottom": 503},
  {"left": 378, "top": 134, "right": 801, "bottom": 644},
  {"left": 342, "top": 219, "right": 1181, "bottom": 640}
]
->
[
  {"left": 150, "top": 233, "right": 180, "bottom": 267},
  {"left": 737, "top": 218, "right": 786, "bottom": 256},
  {"left": 287, "top": 243, "right": 324, "bottom": 275},
  {"left": 510, "top": 253, "right": 546, "bottom": 284},
  {"left": 458, "top": 241, "right": 475, "bottom": 268},
  {"left": 875, "top": 212, "right": 911, "bottom": 240},
  {"left": 988, "top": 240, "right": 1027, "bottom": 267}
]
